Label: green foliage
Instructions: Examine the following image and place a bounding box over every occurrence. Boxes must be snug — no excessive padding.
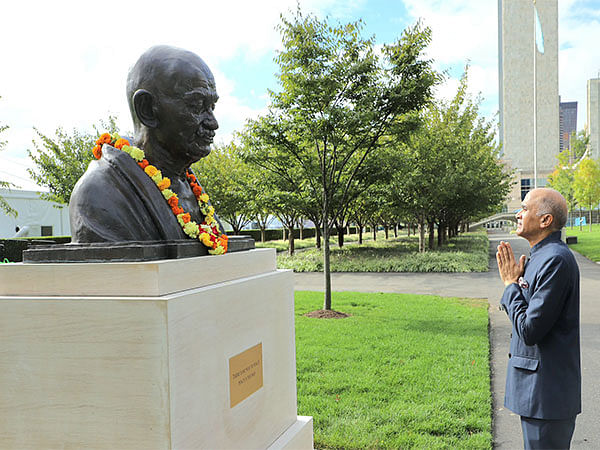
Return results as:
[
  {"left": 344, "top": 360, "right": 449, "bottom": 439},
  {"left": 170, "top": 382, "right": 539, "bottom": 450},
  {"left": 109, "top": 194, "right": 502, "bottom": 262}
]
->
[
  {"left": 569, "top": 129, "right": 589, "bottom": 160},
  {"left": 573, "top": 158, "right": 600, "bottom": 231},
  {"left": 389, "top": 68, "right": 511, "bottom": 251},
  {"left": 295, "top": 291, "right": 492, "bottom": 449},
  {"left": 0, "top": 95, "right": 17, "bottom": 217},
  {"left": 191, "top": 142, "right": 254, "bottom": 234},
  {"left": 567, "top": 223, "right": 600, "bottom": 261},
  {"left": 27, "top": 116, "right": 120, "bottom": 205},
  {"left": 241, "top": 7, "right": 439, "bottom": 308},
  {"left": 278, "top": 233, "right": 489, "bottom": 272},
  {"left": 548, "top": 148, "right": 577, "bottom": 213}
]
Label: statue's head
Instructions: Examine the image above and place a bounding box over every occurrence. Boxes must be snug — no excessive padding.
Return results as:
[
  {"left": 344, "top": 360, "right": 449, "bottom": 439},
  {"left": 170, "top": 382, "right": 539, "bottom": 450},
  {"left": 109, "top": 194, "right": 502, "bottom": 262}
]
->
[{"left": 126, "top": 45, "right": 219, "bottom": 163}]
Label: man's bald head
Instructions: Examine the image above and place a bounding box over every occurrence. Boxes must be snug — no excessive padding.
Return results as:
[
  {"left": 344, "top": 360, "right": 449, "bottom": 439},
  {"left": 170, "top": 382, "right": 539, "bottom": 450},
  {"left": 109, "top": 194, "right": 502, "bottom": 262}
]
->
[
  {"left": 530, "top": 188, "right": 568, "bottom": 231},
  {"left": 126, "top": 45, "right": 215, "bottom": 130}
]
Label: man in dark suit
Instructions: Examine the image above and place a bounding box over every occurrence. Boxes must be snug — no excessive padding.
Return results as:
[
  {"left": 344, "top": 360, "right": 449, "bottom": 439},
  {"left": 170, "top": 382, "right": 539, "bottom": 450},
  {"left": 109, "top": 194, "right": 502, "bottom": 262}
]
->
[{"left": 496, "top": 187, "right": 581, "bottom": 449}]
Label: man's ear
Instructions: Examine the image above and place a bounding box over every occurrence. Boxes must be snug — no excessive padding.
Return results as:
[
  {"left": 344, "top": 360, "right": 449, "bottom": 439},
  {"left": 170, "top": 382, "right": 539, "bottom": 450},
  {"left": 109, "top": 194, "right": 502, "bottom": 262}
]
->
[
  {"left": 132, "top": 89, "right": 159, "bottom": 128},
  {"left": 540, "top": 213, "right": 554, "bottom": 230}
]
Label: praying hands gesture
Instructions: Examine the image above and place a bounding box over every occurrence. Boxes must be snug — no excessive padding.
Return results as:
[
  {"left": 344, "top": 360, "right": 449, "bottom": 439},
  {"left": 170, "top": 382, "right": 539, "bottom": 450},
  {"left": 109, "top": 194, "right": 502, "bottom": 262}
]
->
[{"left": 496, "top": 241, "right": 526, "bottom": 287}]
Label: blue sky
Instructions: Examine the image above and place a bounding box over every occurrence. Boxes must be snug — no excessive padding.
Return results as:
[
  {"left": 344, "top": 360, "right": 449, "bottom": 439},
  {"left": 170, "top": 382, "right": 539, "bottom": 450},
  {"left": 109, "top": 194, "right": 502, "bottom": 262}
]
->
[{"left": 0, "top": 0, "right": 598, "bottom": 190}]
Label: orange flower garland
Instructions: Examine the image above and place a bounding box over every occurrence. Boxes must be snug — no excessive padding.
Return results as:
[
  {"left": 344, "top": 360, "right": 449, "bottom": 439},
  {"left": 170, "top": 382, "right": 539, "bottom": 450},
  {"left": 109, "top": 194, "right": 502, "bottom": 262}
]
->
[{"left": 93, "top": 133, "right": 228, "bottom": 255}]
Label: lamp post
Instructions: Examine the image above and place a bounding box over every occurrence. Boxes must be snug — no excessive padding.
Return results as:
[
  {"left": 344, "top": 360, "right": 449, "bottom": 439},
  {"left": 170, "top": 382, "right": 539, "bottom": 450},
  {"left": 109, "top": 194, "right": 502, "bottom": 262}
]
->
[{"left": 533, "top": 0, "right": 545, "bottom": 189}]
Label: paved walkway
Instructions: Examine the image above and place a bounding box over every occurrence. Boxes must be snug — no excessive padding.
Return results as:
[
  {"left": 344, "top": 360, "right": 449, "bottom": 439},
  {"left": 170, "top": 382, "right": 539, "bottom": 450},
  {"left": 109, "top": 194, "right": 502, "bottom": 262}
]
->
[{"left": 293, "top": 230, "right": 599, "bottom": 448}]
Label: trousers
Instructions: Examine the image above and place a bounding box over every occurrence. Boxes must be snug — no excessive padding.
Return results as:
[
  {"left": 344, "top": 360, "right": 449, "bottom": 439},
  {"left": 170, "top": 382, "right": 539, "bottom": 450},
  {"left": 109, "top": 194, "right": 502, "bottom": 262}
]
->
[{"left": 520, "top": 416, "right": 577, "bottom": 449}]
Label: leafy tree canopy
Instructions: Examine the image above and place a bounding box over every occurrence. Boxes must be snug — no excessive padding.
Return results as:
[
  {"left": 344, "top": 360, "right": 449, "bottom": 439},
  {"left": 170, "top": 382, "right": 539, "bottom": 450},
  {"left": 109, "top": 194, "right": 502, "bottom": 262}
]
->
[{"left": 27, "top": 116, "right": 120, "bottom": 205}]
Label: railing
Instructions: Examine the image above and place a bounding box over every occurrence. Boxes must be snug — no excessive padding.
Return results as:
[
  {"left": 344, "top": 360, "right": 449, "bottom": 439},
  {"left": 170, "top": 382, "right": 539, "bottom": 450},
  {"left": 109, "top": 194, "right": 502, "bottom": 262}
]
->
[{"left": 470, "top": 213, "right": 517, "bottom": 229}]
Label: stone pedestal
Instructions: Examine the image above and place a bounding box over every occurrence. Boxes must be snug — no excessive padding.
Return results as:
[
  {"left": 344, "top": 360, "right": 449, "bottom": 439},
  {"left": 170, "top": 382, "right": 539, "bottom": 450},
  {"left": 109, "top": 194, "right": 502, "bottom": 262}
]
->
[{"left": 0, "top": 249, "right": 313, "bottom": 449}]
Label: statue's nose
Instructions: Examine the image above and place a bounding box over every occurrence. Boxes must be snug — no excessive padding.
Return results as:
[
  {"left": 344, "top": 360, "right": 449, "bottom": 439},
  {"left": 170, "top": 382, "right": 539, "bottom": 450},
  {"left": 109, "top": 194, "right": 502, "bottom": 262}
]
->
[{"left": 203, "top": 113, "right": 218, "bottom": 131}]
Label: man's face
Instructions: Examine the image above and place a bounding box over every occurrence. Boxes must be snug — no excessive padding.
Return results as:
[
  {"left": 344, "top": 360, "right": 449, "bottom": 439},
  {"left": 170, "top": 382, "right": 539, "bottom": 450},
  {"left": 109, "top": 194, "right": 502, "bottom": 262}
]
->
[
  {"left": 515, "top": 190, "right": 544, "bottom": 241},
  {"left": 155, "top": 60, "right": 219, "bottom": 164}
]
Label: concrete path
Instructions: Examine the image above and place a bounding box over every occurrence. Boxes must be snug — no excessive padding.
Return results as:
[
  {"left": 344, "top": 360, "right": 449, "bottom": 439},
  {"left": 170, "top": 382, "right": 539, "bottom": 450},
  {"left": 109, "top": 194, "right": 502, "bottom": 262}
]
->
[{"left": 293, "top": 230, "right": 599, "bottom": 448}]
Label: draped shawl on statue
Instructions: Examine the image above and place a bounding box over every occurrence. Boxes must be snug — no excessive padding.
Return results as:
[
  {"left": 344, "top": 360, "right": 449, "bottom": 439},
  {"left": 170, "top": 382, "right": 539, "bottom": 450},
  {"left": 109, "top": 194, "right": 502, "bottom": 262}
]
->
[{"left": 70, "top": 145, "right": 209, "bottom": 243}]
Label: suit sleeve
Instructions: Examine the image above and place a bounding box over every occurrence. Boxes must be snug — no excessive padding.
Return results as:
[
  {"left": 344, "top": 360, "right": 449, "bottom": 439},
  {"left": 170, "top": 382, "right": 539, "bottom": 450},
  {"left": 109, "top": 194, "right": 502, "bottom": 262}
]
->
[{"left": 501, "top": 255, "right": 571, "bottom": 346}]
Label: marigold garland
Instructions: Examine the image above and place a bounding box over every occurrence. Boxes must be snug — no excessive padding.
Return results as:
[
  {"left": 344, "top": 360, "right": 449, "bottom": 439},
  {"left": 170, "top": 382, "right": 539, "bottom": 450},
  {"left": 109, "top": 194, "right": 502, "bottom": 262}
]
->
[{"left": 93, "top": 133, "right": 228, "bottom": 255}]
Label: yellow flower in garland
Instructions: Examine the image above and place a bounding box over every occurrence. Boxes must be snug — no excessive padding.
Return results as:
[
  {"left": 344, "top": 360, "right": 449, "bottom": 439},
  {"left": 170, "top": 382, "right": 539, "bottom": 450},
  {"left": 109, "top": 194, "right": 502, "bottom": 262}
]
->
[
  {"left": 200, "top": 232, "right": 212, "bottom": 247},
  {"left": 145, "top": 165, "right": 158, "bottom": 177},
  {"left": 157, "top": 178, "right": 171, "bottom": 191}
]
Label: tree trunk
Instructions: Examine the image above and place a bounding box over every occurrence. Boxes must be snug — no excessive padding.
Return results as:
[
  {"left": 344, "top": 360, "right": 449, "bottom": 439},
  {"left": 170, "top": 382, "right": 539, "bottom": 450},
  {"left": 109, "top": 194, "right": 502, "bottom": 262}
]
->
[
  {"left": 394, "top": 225, "right": 398, "bottom": 238},
  {"left": 590, "top": 206, "right": 593, "bottom": 232},
  {"left": 283, "top": 227, "right": 287, "bottom": 241},
  {"left": 323, "top": 204, "right": 332, "bottom": 311},
  {"left": 288, "top": 226, "right": 295, "bottom": 256},
  {"left": 358, "top": 224, "right": 363, "bottom": 244},
  {"left": 418, "top": 216, "right": 425, "bottom": 253},
  {"left": 299, "top": 220, "right": 304, "bottom": 240},
  {"left": 371, "top": 223, "right": 377, "bottom": 241},
  {"left": 579, "top": 206, "right": 583, "bottom": 231},
  {"left": 384, "top": 225, "right": 389, "bottom": 239},
  {"left": 260, "top": 226, "right": 266, "bottom": 243},
  {"left": 428, "top": 221, "right": 435, "bottom": 250},
  {"left": 337, "top": 223, "right": 344, "bottom": 248},
  {"left": 569, "top": 211, "right": 573, "bottom": 229}
]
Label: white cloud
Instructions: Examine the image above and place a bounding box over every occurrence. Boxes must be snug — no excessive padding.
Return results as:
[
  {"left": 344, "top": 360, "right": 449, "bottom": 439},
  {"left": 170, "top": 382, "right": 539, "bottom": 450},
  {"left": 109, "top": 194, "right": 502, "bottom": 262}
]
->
[
  {"left": 0, "top": 0, "right": 354, "bottom": 188},
  {"left": 4, "top": 0, "right": 599, "bottom": 191}
]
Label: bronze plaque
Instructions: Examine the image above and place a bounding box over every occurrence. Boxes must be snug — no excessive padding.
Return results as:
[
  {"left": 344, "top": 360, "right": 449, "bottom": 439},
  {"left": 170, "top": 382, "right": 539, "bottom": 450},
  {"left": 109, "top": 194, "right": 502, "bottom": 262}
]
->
[{"left": 229, "top": 343, "right": 263, "bottom": 408}]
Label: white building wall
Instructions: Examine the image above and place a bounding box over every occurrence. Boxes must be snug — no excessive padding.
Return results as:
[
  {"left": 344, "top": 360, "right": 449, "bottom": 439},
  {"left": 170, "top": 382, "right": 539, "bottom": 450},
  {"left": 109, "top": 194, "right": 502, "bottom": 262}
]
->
[
  {"left": 0, "top": 189, "right": 70, "bottom": 238},
  {"left": 587, "top": 78, "right": 600, "bottom": 160},
  {"left": 499, "top": 0, "right": 559, "bottom": 209}
]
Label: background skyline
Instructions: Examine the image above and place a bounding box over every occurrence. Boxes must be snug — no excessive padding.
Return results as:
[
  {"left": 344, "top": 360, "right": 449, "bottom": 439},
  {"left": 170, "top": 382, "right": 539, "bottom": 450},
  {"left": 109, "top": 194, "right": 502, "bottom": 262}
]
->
[{"left": 1, "top": 0, "right": 598, "bottom": 191}]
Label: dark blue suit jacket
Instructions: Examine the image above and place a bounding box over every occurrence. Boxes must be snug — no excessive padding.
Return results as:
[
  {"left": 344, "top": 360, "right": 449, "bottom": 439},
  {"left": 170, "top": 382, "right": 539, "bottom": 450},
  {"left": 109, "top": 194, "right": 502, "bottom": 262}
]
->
[{"left": 501, "top": 231, "right": 581, "bottom": 419}]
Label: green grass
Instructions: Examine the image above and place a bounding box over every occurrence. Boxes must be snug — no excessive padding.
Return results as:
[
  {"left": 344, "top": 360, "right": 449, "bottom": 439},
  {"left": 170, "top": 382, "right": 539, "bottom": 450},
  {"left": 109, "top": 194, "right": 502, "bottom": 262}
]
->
[
  {"left": 295, "top": 291, "right": 492, "bottom": 449},
  {"left": 278, "top": 232, "right": 489, "bottom": 272},
  {"left": 566, "top": 223, "right": 600, "bottom": 262}
]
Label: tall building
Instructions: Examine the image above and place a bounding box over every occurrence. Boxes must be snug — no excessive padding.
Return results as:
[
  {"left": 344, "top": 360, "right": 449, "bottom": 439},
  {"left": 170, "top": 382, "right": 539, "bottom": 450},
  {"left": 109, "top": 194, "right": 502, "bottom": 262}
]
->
[
  {"left": 498, "top": 0, "right": 559, "bottom": 210},
  {"left": 559, "top": 100, "right": 577, "bottom": 151},
  {"left": 587, "top": 78, "right": 600, "bottom": 160}
]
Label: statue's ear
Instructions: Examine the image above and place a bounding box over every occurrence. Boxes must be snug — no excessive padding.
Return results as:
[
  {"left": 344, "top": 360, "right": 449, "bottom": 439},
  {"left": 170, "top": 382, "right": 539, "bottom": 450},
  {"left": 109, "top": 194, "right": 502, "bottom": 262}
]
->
[{"left": 132, "top": 89, "right": 159, "bottom": 128}]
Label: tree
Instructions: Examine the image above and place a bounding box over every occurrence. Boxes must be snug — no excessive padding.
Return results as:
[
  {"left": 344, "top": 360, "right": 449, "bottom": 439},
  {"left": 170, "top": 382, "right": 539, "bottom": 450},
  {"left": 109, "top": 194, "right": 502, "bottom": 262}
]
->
[
  {"left": 390, "top": 69, "right": 511, "bottom": 251},
  {"left": 573, "top": 158, "right": 600, "bottom": 232},
  {"left": 191, "top": 142, "right": 253, "bottom": 234},
  {"left": 27, "top": 116, "right": 120, "bottom": 205},
  {"left": 242, "top": 9, "right": 438, "bottom": 310},
  {"left": 569, "top": 129, "right": 589, "bottom": 160},
  {"left": 548, "top": 148, "right": 577, "bottom": 227},
  {"left": 0, "top": 96, "right": 17, "bottom": 217}
]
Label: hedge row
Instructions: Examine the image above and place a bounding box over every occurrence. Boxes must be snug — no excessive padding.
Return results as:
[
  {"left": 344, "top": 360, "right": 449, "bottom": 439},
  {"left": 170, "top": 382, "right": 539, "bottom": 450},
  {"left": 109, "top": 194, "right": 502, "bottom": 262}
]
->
[{"left": 227, "top": 227, "right": 360, "bottom": 242}]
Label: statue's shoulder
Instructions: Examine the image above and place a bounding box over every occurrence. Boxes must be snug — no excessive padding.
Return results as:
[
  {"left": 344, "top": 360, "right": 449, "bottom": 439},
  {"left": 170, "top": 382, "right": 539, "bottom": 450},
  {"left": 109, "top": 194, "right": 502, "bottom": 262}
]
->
[{"left": 72, "top": 145, "right": 138, "bottom": 204}]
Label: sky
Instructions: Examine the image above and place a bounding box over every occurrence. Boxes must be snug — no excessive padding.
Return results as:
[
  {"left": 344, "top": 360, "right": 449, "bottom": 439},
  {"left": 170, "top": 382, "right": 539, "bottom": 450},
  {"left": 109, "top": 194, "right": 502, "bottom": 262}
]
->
[{"left": 1, "top": 0, "right": 599, "bottom": 191}]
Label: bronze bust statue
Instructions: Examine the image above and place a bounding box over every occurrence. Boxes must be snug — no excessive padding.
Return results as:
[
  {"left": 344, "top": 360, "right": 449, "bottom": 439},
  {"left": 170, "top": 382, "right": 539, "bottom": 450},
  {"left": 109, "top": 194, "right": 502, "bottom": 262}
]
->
[{"left": 70, "top": 45, "right": 223, "bottom": 245}]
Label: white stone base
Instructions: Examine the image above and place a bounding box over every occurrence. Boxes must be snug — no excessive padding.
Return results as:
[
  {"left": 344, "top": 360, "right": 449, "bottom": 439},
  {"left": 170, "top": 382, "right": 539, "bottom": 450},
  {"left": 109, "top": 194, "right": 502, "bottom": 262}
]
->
[
  {"left": 0, "top": 249, "right": 313, "bottom": 449},
  {"left": 268, "top": 416, "right": 314, "bottom": 450}
]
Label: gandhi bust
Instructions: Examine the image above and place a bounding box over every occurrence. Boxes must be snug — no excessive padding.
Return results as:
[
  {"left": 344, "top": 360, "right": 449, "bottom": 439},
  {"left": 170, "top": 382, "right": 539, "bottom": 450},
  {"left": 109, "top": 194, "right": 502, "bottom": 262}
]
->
[{"left": 70, "top": 46, "right": 222, "bottom": 244}]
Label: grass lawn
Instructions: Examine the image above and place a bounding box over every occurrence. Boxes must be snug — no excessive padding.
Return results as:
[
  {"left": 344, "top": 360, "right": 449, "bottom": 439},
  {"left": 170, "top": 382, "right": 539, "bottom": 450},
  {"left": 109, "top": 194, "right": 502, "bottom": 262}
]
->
[
  {"left": 566, "top": 223, "right": 600, "bottom": 262},
  {"left": 295, "top": 291, "right": 492, "bottom": 449},
  {"left": 278, "top": 232, "right": 489, "bottom": 272}
]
